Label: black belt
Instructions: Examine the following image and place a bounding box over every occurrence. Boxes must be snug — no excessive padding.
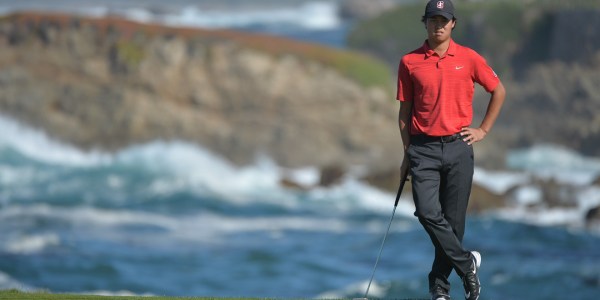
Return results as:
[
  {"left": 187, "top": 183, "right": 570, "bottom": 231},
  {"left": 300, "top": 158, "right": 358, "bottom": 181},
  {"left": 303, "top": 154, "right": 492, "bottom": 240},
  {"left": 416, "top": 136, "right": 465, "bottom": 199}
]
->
[{"left": 411, "top": 133, "right": 462, "bottom": 143}]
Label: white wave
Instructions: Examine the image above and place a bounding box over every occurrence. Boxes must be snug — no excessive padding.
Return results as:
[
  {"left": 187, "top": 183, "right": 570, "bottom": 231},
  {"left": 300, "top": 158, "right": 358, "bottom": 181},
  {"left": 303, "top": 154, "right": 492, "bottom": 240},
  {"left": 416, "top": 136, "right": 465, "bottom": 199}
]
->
[
  {"left": 116, "top": 7, "right": 156, "bottom": 24},
  {"left": 0, "top": 115, "right": 111, "bottom": 167},
  {"left": 576, "top": 186, "right": 600, "bottom": 213},
  {"left": 473, "top": 167, "right": 529, "bottom": 195},
  {"left": 511, "top": 185, "right": 543, "bottom": 206},
  {"left": 0, "top": 164, "right": 48, "bottom": 187},
  {"left": 149, "top": 1, "right": 340, "bottom": 30},
  {"left": 0, "top": 1, "right": 342, "bottom": 31},
  {"left": 113, "top": 142, "right": 299, "bottom": 207},
  {"left": 489, "top": 183, "right": 600, "bottom": 231},
  {"left": 0, "top": 115, "right": 291, "bottom": 206},
  {"left": 5, "top": 233, "right": 60, "bottom": 254},
  {"left": 0, "top": 115, "right": 412, "bottom": 215},
  {"left": 0, "top": 204, "right": 176, "bottom": 230},
  {"left": 80, "top": 290, "right": 154, "bottom": 297},
  {"left": 0, "top": 204, "right": 347, "bottom": 242},
  {"left": 308, "top": 178, "right": 415, "bottom": 217},
  {"left": 317, "top": 280, "right": 387, "bottom": 299},
  {"left": 507, "top": 144, "right": 600, "bottom": 185},
  {"left": 0, "top": 116, "right": 407, "bottom": 225},
  {"left": 9, "top": 114, "right": 600, "bottom": 233},
  {"left": 493, "top": 206, "right": 583, "bottom": 227},
  {"left": 0, "top": 202, "right": 416, "bottom": 249},
  {"left": 281, "top": 166, "right": 320, "bottom": 187},
  {"left": 118, "top": 141, "right": 416, "bottom": 216},
  {"left": 0, "top": 271, "right": 35, "bottom": 291}
]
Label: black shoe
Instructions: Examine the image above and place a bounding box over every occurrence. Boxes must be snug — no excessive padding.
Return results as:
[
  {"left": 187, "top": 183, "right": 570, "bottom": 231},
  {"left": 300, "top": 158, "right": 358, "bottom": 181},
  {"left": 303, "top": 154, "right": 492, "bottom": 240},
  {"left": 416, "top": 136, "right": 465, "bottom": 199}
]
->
[
  {"left": 463, "top": 251, "right": 481, "bottom": 300},
  {"left": 430, "top": 285, "right": 451, "bottom": 300}
]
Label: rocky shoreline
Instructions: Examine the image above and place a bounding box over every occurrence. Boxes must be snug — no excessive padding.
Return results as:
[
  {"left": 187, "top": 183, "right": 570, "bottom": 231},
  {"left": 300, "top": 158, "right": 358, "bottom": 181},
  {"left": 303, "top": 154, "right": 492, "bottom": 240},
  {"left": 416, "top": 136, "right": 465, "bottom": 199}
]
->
[
  {"left": 276, "top": 160, "right": 600, "bottom": 232},
  {"left": 0, "top": 12, "right": 397, "bottom": 171}
]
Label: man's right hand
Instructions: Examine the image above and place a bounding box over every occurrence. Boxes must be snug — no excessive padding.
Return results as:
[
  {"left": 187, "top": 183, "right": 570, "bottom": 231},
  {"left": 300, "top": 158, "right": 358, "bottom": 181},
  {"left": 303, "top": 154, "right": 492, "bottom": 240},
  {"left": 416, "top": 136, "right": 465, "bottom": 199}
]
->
[{"left": 400, "top": 154, "right": 410, "bottom": 182}]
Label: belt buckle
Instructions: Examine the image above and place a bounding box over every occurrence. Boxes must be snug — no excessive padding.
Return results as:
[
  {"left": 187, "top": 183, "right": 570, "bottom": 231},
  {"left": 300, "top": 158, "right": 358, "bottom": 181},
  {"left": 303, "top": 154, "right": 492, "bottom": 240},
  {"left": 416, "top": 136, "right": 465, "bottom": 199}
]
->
[{"left": 440, "top": 134, "right": 458, "bottom": 143}]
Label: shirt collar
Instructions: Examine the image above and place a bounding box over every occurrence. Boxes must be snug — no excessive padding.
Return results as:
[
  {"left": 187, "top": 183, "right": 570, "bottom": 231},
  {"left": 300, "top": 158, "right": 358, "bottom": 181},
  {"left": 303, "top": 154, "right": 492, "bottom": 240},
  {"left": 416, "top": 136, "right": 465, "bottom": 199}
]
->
[{"left": 423, "top": 39, "right": 456, "bottom": 58}]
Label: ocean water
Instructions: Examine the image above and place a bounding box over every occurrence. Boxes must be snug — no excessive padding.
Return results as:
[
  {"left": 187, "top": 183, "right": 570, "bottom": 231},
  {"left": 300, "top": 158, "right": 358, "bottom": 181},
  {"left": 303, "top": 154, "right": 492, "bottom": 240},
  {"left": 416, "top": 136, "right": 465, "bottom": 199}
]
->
[
  {"left": 1, "top": 2, "right": 600, "bottom": 299},
  {"left": 0, "top": 115, "right": 599, "bottom": 300}
]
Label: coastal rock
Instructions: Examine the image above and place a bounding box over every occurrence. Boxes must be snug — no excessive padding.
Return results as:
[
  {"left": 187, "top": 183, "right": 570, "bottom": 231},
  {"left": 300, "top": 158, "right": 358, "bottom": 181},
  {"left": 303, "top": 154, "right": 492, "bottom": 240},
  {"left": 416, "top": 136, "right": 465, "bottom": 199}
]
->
[
  {"left": 468, "top": 183, "right": 507, "bottom": 213},
  {"left": 585, "top": 206, "right": 600, "bottom": 229},
  {"left": 0, "top": 13, "right": 399, "bottom": 172},
  {"left": 318, "top": 165, "right": 346, "bottom": 187},
  {"left": 359, "top": 168, "right": 506, "bottom": 213},
  {"left": 360, "top": 168, "right": 404, "bottom": 193}
]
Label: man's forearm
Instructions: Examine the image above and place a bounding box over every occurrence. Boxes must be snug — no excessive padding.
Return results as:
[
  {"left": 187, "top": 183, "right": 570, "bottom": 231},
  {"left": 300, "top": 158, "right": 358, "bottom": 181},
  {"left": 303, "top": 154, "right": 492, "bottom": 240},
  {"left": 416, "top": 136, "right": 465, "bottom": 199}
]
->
[
  {"left": 399, "top": 101, "right": 413, "bottom": 151},
  {"left": 479, "top": 81, "right": 506, "bottom": 134}
]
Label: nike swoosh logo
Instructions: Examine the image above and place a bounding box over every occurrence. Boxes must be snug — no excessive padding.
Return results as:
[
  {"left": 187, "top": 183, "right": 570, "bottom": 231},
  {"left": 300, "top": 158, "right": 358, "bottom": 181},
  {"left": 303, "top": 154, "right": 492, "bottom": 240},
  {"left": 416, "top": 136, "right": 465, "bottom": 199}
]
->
[{"left": 455, "top": 66, "right": 464, "bottom": 70}]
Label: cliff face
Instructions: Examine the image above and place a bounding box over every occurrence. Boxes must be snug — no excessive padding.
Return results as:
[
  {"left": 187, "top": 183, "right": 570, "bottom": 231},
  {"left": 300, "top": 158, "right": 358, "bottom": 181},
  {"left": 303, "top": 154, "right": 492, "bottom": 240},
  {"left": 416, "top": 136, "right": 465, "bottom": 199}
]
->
[{"left": 0, "top": 13, "right": 399, "bottom": 171}]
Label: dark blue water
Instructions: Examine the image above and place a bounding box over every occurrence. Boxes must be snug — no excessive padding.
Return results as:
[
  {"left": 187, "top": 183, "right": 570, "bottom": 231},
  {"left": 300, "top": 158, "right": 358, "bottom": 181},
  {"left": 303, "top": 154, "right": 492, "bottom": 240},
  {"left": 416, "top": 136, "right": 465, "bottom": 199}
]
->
[{"left": 0, "top": 129, "right": 599, "bottom": 299}]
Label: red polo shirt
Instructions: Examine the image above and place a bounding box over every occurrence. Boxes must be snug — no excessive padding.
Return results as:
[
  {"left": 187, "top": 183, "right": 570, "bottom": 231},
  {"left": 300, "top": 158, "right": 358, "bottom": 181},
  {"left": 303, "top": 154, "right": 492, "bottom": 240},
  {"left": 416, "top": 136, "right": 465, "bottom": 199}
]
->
[{"left": 397, "top": 39, "right": 500, "bottom": 136}]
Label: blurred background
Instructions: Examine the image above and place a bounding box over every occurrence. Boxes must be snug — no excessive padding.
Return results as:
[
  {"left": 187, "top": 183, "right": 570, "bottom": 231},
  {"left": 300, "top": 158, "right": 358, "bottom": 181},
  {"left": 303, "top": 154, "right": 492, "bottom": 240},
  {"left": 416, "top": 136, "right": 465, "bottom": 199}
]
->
[{"left": 0, "top": 0, "right": 599, "bottom": 299}]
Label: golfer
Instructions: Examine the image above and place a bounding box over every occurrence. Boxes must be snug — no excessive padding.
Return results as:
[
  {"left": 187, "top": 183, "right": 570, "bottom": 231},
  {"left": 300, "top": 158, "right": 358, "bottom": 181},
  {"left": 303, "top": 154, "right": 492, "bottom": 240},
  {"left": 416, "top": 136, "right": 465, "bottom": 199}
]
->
[{"left": 396, "top": 1, "right": 506, "bottom": 299}]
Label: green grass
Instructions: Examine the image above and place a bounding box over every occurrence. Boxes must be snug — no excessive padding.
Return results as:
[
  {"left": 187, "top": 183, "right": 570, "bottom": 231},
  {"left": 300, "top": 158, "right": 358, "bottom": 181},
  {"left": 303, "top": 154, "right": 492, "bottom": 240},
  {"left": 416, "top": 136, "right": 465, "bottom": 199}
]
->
[
  {"left": 115, "top": 40, "right": 145, "bottom": 68},
  {"left": 0, "top": 289, "right": 279, "bottom": 300},
  {"left": 330, "top": 51, "right": 392, "bottom": 91}
]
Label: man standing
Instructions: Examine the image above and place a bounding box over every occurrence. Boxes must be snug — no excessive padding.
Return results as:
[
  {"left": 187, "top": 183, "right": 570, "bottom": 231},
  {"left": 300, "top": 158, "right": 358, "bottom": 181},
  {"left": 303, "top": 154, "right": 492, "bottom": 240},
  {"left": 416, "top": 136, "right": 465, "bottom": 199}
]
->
[{"left": 396, "top": 1, "right": 506, "bottom": 300}]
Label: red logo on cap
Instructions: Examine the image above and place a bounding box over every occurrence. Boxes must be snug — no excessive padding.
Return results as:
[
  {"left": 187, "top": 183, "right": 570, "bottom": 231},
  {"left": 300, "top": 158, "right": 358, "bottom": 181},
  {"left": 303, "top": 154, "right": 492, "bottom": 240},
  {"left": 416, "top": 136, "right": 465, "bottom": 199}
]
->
[{"left": 437, "top": 1, "right": 444, "bottom": 9}]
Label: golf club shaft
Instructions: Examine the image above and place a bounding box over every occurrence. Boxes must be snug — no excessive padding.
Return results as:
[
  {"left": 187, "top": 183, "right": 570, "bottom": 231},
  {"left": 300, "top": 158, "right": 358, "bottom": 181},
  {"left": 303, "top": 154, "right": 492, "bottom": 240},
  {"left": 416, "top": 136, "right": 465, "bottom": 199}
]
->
[{"left": 363, "top": 172, "right": 409, "bottom": 299}]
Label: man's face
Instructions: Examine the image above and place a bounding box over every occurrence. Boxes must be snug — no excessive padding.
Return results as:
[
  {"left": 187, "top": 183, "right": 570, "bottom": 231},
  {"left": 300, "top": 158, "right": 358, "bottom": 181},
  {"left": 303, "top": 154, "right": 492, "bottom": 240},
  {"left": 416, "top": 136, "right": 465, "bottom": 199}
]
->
[{"left": 426, "top": 15, "right": 455, "bottom": 43}]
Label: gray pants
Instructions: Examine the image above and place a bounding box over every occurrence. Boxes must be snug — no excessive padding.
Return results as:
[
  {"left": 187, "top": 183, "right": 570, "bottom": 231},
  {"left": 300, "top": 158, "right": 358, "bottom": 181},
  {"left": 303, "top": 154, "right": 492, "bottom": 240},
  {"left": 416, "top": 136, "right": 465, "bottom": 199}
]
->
[{"left": 406, "top": 134, "right": 474, "bottom": 291}]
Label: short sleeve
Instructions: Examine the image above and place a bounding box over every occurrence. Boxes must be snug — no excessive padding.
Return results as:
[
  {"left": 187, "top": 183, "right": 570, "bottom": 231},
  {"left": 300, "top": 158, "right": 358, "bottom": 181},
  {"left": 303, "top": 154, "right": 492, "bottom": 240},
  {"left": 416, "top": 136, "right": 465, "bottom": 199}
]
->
[
  {"left": 471, "top": 51, "right": 500, "bottom": 93},
  {"left": 396, "top": 58, "right": 413, "bottom": 101}
]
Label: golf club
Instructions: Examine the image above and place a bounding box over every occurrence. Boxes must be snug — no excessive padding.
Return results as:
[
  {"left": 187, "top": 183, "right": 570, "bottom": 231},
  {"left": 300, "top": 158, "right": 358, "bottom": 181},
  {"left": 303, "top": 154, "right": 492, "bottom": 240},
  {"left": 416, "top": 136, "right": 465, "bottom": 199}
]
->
[{"left": 354, "top": 171, "right": 409, "bottom": 300}]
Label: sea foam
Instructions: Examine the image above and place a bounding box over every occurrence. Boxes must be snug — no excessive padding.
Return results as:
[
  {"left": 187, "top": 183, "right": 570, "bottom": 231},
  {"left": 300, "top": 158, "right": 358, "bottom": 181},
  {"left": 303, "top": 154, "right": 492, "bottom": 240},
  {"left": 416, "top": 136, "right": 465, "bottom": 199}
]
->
[
  {"left": 0, "top": 1, "right": 342, "bottom": 31},
  {"left": 1, "top": 115, "right": 598, "bottom": 232},
  {"left": 507, "top": 144, "right": 600, "bottom": 185},
  {"left": 0, "top": 115, "right": 110, "bottom": 167}
]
